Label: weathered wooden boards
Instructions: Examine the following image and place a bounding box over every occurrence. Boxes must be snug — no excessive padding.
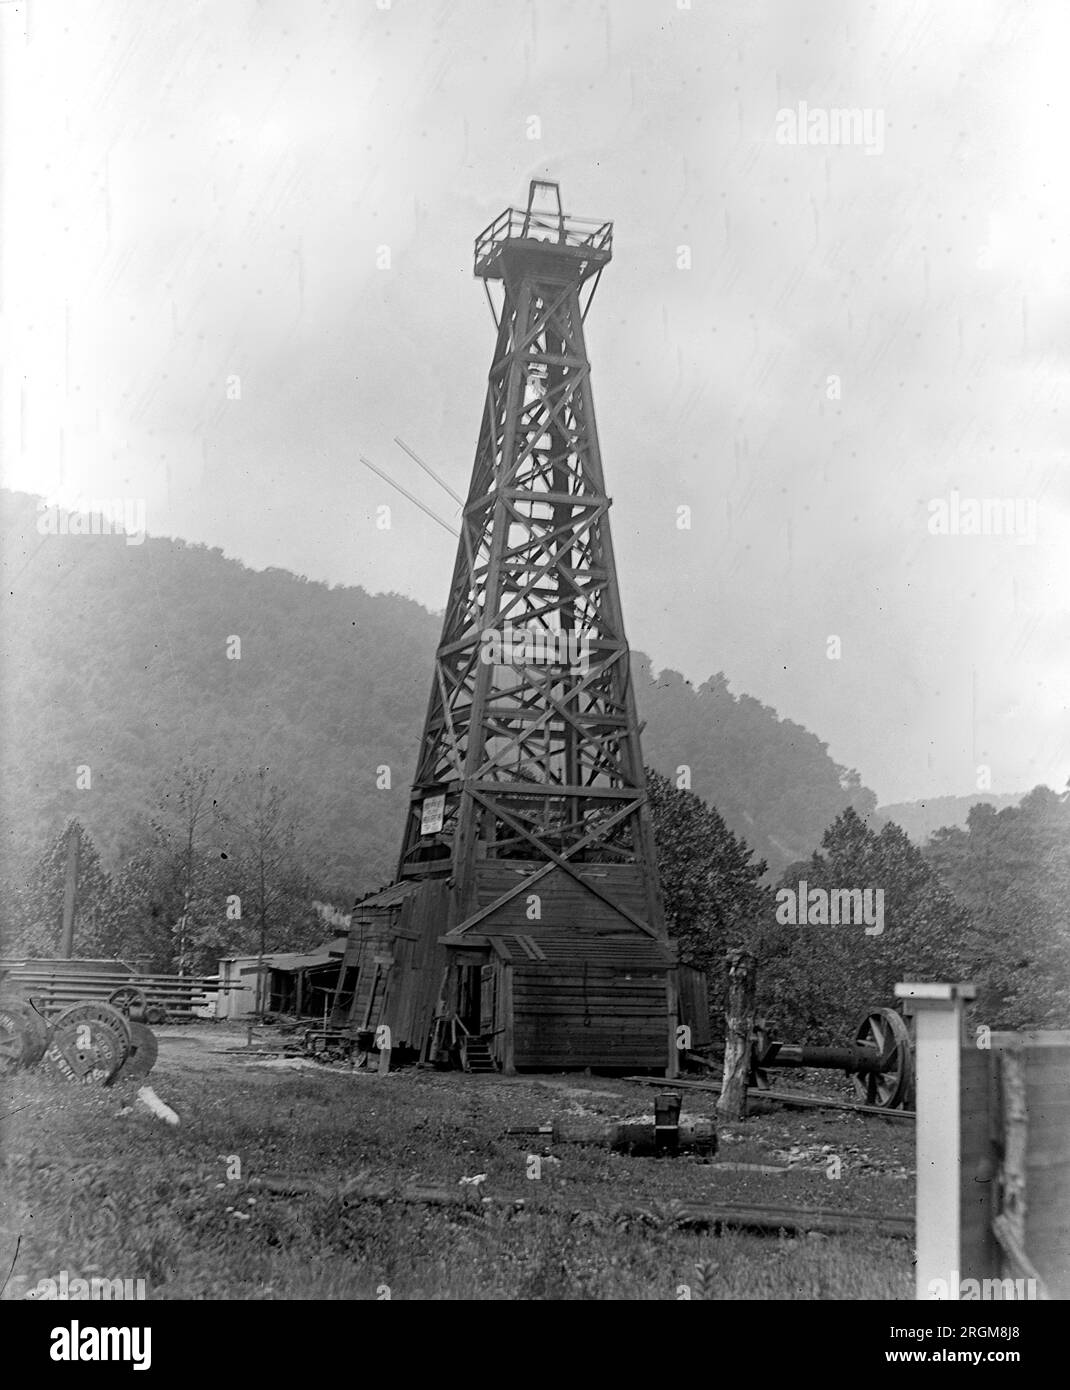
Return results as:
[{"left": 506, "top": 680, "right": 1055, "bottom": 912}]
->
[
  {"left": 988, "top": 1034, "right": 1070, "bottom": 1298},
  {"left": 330, "top": 880, "right": 450, "bottom": 1055},
  {"left": 512, "top": 957, "right": 670, "bottom": 1070},
  {"left": 958, "top": 1034, "right": 1070, "bottom": 1298},
  {"left": 465, "top": 866, "right": 677, "bottom": 1071},
  {"left": 905, "top": 982, "right": 1068, "bottom": 1301},
  {"left": 335, "top": 870, "right": 682, "bottom": 1072},
  {"left": 676, "top": 965, "right": 711, "bottom": 1050},
  {"left": 334, "top": 863, "right": 695, "bottom": 1074},
  {"left": 469, "top": 863, "right": 652, "bottom": 933}
]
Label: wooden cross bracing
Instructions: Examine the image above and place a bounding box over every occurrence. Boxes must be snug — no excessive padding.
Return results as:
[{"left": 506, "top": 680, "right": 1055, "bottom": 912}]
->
[{"left": 397, "top": 182, "right": 664, "bottom": 942}]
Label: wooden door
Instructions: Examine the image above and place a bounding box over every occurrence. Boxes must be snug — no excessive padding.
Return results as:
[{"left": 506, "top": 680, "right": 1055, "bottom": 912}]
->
[{"left": 480, "top": 964, "right": 497, "bottom": 1035}]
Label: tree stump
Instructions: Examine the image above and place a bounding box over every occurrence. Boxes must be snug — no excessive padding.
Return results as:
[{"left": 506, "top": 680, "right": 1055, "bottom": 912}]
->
[{"left": 717, "top": 949, "right": 756, "bottom": 1121}]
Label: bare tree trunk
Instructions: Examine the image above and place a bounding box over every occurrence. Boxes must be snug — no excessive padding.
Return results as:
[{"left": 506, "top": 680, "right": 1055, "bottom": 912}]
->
[
  {"left": 60, "top": 824, "right": 79, "bottom": 959},
  {"left": 178, "top": 829, "right": 193, "bottom": 976},
  {"left": 718, "top": 949, "right": 756, "bottom": 1121},
  {"left": 257, "top": 848, "right": 267, "bottom": 1017}
]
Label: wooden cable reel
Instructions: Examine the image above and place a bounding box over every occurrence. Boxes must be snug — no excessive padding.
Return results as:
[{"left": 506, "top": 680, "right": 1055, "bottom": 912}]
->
[
  {"left": 0, "top": 990, "right": 158, "bottom": 1084},
  {"left": 0, "top": 995, "right": 50, "bottom": 1072},
  {"left": 0, "top": 1005, "right": 26, "bottom": 1075},
  {"left": 41, "top": 1001, "right": 131, "bottom": 1086},
  {"left": 119, "top": 1021, "right": 159, "bottom": 1078}
]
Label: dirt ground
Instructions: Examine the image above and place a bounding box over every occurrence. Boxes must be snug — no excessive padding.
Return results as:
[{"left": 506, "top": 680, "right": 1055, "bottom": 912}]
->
[
  {"left": 1, "top": 1020, "right": 917, "bottom": 1299},
  {"left": 150, "top": 1020, "right": 916, "bottom": 1180}
]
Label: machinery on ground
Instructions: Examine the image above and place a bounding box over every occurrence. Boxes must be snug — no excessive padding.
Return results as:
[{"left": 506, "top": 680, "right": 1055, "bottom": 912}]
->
[
  {"left": 748, "top": 1006, "right": 915, "bottom": 1110},
  {"left": 0, "top": 981, "right": 159, "bottom": 1085}
]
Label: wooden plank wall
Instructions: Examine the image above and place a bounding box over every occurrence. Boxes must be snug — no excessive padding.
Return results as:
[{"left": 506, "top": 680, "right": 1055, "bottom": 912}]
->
[
  {"left": 473, "top": 862, "right": 650, "bottom": 933},
  {"left": 1019, "top": 1043, "right": 1070, "bottom": 1296},
  {"left": 964, "top": 1034, "right": 1070, "bottom": 1298},
  {"left": 511, "top": 961, "right": 668, "bottom": 1068},
  {"left": 468, "top": 860, "right": 674, "bottom": 1070},
  {"left": 390, "top": 879, "right": 450, "bottom": 1056},
  {"left": 331, "top": 882, "right": 451, "bottom": 1055},
  {"left": 344, "top": 928, "right": 398, "bottom": 1030},
  {"left": 677, "top": 964, "right": 711, "bottom": 1049}
]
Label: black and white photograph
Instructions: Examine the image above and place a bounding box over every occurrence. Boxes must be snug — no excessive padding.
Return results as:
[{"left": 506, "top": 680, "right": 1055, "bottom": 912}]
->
[{"left": 1, "top": 0, "right": 1067, "bottom": 1341}]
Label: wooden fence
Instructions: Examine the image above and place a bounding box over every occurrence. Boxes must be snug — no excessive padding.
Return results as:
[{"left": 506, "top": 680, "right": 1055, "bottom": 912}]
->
[{"left": 898, "top": 982, "right": 1070, "bottom": 1300}]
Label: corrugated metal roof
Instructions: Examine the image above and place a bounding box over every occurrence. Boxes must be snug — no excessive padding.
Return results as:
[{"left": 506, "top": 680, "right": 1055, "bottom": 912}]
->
[
  {"left": 265, "top": 952, "right": 337, "bottom": 973},
  {"left": 220, "top": 949, "right": 339, "bottom": 972},
  {"left": 353, "top": 880, "right": 421, "bottom": 910},
  {"left": 310, "top": 935, "right": 349, "bottom": 957},
  {"left": 218, "top": 935, "right": 347, "bottom": 967}
]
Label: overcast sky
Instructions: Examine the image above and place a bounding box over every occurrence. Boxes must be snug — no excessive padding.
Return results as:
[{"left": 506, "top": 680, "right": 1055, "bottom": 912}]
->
[{"left": 3, "top": 0, "right": 1068, "bottom": 805}]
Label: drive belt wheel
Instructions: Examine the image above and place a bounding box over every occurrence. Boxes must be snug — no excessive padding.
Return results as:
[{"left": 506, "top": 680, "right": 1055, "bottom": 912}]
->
[{"left": 107, "top": 985, "right": 149, "bottom": 1023}]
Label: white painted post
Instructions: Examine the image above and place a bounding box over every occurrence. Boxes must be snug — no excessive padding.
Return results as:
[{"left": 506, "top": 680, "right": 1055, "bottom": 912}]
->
[{"left": 896, "top": 981, "right": 976, "bottom": 1301}]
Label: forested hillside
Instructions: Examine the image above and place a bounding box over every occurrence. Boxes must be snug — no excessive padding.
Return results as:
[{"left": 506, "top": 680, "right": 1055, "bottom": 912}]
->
[
  {"left": 0, "top": 488, "right": 877, "bottom": 896},
  {"left": 3, "top": 488, "right": 1065, "bottom": 1033},
  {"left": 872, "top": 792, "right": 1024, "bottom": 845}
]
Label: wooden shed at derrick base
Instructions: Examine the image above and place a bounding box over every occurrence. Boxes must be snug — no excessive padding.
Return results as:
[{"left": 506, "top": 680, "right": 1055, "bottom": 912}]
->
[{"left": 328, "top": 871, "right": 708, "bottom": 1075}]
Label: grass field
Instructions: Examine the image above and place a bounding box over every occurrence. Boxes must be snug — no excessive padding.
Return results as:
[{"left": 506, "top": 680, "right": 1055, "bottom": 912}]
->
[{"left": 0, "top": 1025, "right": 915, "bottom": 1300}]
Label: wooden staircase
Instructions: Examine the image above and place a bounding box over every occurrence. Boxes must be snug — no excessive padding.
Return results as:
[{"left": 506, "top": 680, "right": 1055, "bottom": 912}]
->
[{"left": 461, "top": 1034, "right": 497, "bottom": 1073}]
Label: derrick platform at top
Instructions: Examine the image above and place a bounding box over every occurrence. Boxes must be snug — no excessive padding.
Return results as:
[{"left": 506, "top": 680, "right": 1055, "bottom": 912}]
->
[{"left": 473, "top": 182, "right": 612, "bottom": 285}]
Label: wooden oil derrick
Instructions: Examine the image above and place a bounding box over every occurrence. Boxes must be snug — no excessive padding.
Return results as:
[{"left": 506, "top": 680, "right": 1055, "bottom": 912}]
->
[
  {"left": 397, "top": 180, "right": 662, "bottom": 916},
  {"left": 334, "top": 183, "right": 697, "bottom": 1075}
]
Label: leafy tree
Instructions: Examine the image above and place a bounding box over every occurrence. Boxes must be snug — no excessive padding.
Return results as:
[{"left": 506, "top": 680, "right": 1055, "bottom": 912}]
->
[
  {"left": 147, "top": 763, "right": 227, "bottom": 971},
  {"left": 647, "top": 768, "right": 773, "bottom": 1042},
  {"left": 92, "top": 763, "right": 235, "bottom": 972},
  {"left": 925, "top": 785, "right": 1070, "bottom": 1028},
  {"left": 106, "top": 845, "right": 187, "bottom": 971},
  {"left": 0, "top": 821, "right": 122, "bottom": 959},
  {"left": 647, "top": 767, "right": 771, "bottom": 970},
  {"left": 213, "top": 769, "right": 322, "bottom": 996},
  {"left": 759, "top": 807, "right": 972, "bottom": 1041}
]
